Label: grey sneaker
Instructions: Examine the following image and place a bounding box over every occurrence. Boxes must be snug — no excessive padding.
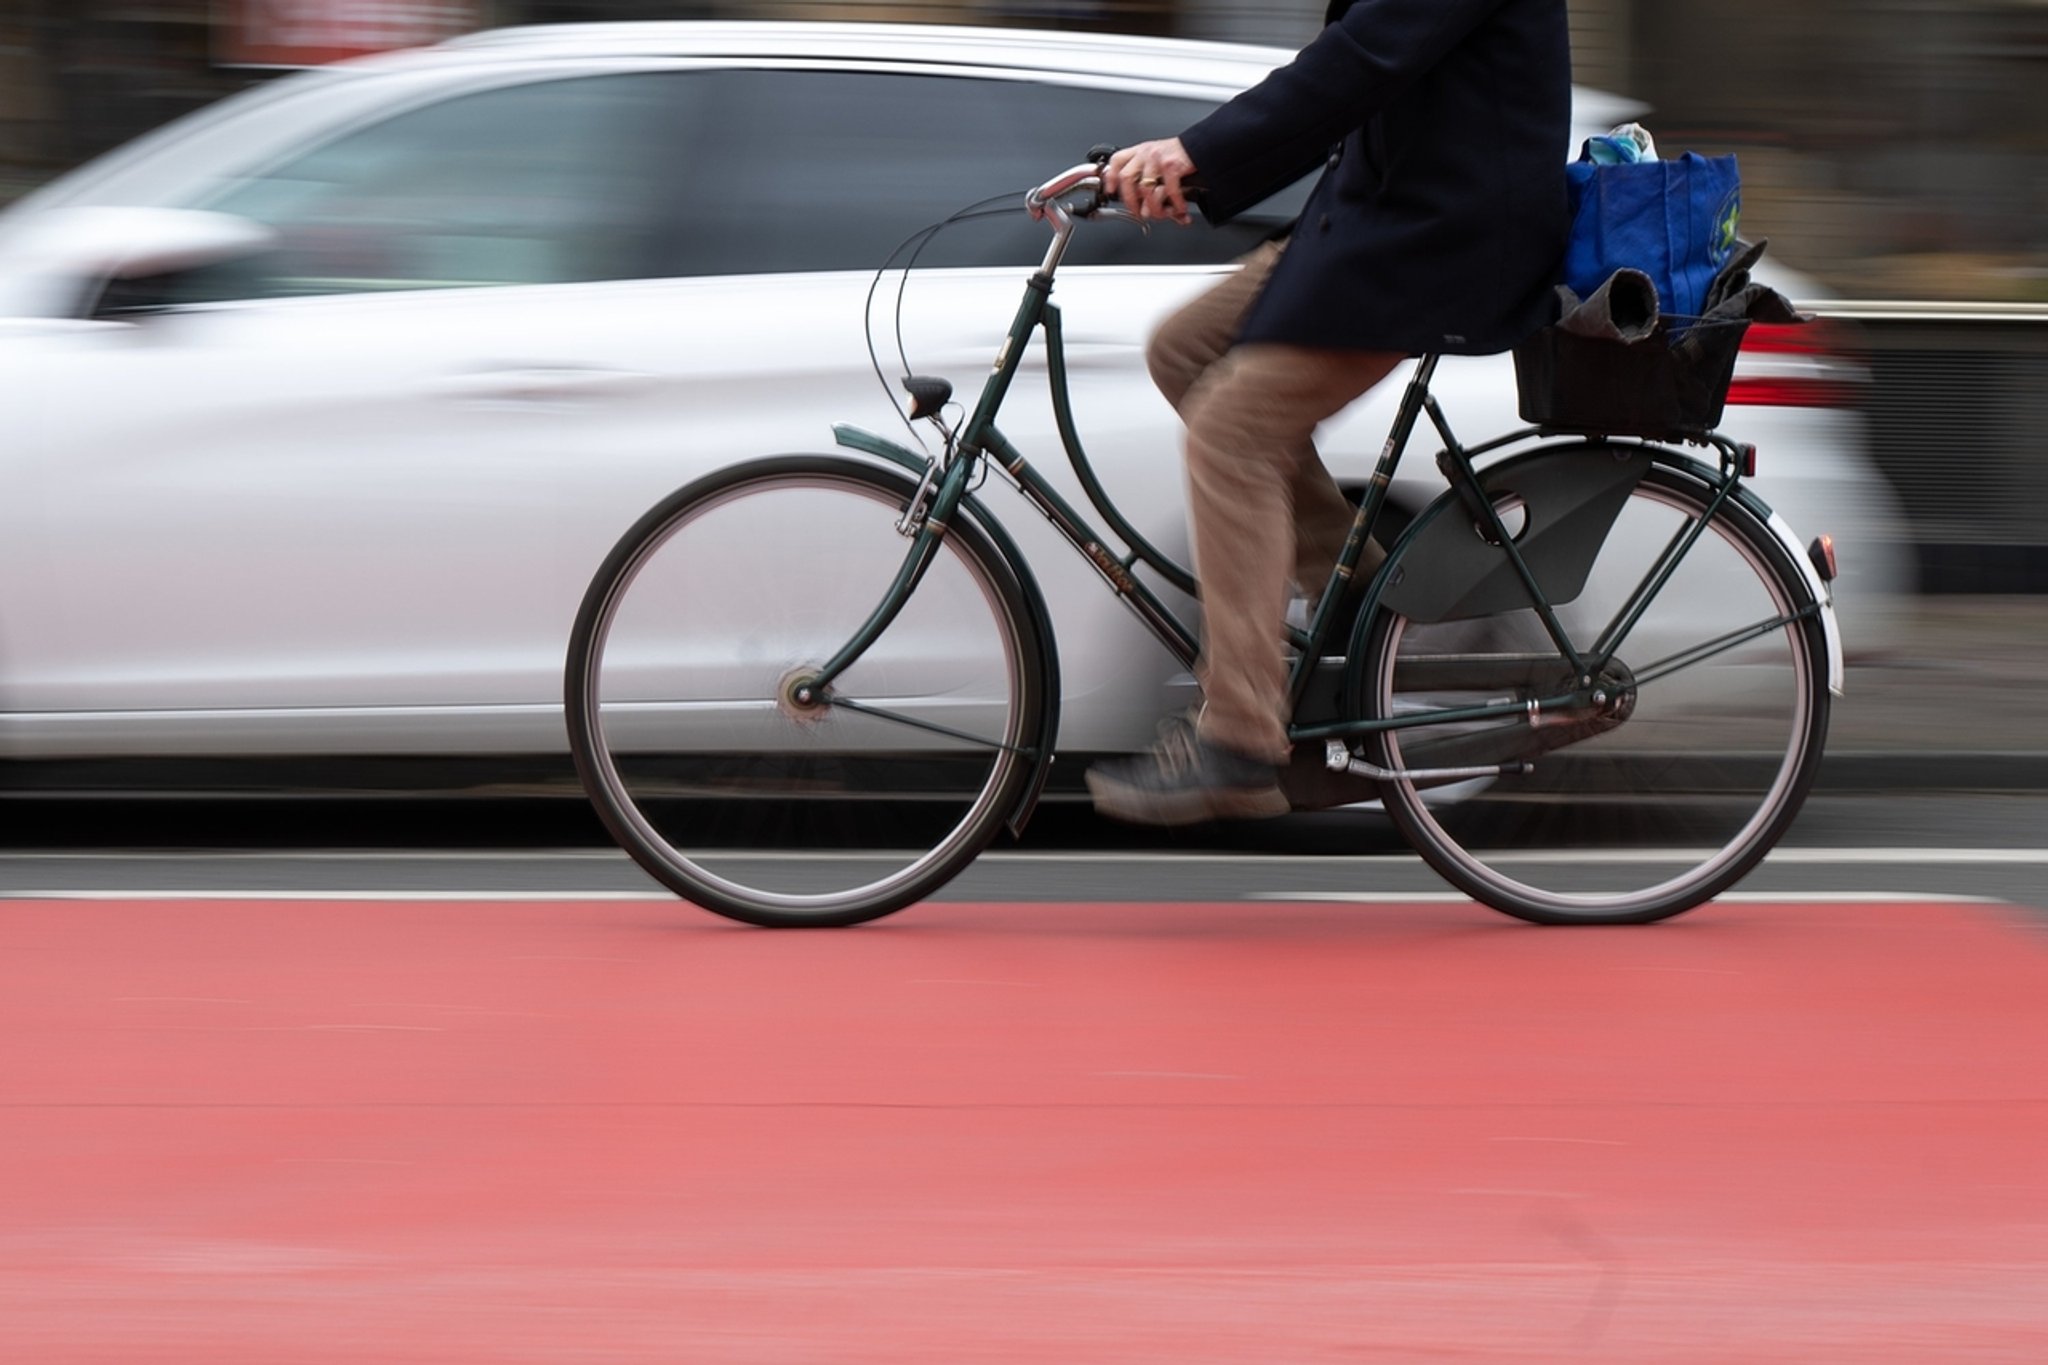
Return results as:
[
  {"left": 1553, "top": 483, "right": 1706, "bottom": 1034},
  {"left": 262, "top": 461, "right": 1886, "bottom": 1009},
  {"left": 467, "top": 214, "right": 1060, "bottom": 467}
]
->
[{"left": 1086, "top": 716, "right": 1290, "bottom": 827}]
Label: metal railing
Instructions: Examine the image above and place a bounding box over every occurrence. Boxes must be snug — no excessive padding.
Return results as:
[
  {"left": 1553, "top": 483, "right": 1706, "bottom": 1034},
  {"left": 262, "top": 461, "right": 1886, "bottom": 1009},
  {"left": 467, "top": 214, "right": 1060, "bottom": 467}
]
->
[{"left": 1820, "top": 302, "right": 2048, "bottom": 592}]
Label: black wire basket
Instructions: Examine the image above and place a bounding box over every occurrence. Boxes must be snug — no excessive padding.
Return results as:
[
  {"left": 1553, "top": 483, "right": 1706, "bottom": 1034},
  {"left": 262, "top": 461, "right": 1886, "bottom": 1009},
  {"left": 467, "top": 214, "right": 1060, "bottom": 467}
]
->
[{"left": 1512, "top": 316, "right": 1752, "bottom": 440}]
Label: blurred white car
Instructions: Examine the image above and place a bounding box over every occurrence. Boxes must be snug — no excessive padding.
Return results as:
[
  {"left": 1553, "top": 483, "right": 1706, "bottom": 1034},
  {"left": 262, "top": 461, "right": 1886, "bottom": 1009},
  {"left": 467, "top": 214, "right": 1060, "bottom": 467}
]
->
[{"left": 0, "top": 21, "right": 1905, "bottom": 780}]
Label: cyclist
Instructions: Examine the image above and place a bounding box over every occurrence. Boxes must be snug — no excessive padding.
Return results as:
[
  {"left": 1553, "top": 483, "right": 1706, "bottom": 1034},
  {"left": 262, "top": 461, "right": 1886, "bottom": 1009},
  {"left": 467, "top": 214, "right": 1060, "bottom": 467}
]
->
[{"left": 1084, "top": 0, "right": 1574, "bottom": 826}]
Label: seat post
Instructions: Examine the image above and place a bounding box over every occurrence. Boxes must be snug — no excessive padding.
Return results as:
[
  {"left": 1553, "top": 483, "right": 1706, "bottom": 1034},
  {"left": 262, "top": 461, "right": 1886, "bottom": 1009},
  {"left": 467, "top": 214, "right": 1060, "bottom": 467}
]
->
[
  {"left": 1372, "top": 354, "right": 1441, "bottom": 485},
  {"left": 1289, "top": 353, "right": 1445, "bottom": 703}
]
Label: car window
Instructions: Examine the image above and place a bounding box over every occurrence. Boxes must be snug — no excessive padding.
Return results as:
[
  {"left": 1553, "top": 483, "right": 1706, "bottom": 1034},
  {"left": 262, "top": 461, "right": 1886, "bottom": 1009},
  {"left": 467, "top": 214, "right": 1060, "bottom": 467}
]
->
[
  {"left": 159, "top": 66, "right": 1309, "bottom": 304},
  {"left": 663, "top": 69, "right": 1311, "bottom": 274},
  {"left": 182, "top": 73, "right": 676, "bottom": 300}
]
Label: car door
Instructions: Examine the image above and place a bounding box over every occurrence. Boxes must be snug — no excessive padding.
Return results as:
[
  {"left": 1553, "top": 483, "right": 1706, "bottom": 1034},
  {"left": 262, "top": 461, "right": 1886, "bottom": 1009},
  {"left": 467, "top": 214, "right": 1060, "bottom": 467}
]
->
[{"left": 7, "top": 68, "right": 695, "bottom": 754}]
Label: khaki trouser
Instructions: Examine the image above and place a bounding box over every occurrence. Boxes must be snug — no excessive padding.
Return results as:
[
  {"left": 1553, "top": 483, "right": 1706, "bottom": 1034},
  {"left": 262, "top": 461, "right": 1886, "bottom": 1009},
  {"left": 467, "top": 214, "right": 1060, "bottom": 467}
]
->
[{"left": 1148, "top": 241, "right": 1404, "bottom": 763}]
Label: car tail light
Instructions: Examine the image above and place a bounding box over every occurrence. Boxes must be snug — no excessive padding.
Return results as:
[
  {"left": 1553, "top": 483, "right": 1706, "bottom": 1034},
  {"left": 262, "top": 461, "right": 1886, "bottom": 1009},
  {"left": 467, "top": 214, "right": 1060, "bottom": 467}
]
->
[{"left": 1726, "top": 320, "right": 1861, "bottom": 409}]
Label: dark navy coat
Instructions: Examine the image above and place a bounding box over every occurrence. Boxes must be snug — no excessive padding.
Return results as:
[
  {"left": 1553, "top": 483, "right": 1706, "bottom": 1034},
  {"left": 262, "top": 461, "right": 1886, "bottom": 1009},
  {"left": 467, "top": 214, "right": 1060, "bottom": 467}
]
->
[{"left": 1179, "top": 0, "right": 1572, "bottom": 356}]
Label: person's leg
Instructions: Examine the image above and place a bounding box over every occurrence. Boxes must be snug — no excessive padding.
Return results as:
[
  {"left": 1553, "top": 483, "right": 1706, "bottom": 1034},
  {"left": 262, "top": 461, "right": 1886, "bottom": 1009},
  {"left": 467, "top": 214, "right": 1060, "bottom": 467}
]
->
[
  {"left": 1088, "top": 341, "right": 1402, "bottom": 825},
  {"left": 1178, "top": 343, "right": 1405, "bottom": 764},
  {"left": 1145, "top": 240, "right": 1283, "bottom": 412},
  {"left": 1146, "top": 241, "right": 1359, "bottom": 600}
]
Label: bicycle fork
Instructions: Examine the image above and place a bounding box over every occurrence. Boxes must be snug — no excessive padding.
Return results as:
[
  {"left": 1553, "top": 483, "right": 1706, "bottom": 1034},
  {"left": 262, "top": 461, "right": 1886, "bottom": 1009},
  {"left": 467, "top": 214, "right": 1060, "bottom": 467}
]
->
[{"left": 790, "top": 451, "right": 979, "bottom": 713}]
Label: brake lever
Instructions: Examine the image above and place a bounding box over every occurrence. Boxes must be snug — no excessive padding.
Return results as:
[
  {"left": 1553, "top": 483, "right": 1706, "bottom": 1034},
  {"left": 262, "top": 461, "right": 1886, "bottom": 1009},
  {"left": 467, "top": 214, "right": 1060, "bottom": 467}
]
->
[{"left": 1086, "top": 201, "right": 1149, "bottom": 232}]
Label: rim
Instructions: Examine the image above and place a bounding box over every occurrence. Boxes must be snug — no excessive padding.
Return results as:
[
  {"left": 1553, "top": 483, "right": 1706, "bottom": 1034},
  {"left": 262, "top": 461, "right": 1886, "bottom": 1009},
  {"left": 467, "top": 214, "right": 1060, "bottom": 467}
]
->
[
  {"left": 1376, "top": 479, "right": 1817, "bottom": 916},
  {"left": 580, "top": 469, "right": 1028, "bottom": 913}
]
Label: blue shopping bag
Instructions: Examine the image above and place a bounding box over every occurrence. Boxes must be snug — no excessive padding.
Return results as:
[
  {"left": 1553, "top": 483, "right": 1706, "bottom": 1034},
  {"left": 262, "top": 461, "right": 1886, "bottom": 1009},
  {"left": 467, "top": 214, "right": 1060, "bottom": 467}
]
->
[{"left": 1562, "top": 151, "right": 1742, "bottom": 326}]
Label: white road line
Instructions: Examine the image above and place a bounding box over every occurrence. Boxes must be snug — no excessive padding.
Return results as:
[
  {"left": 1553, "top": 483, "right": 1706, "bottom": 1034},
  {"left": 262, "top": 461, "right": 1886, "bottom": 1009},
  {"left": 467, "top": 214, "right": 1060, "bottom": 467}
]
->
[
  {"left": 1768, "top": 848, "right": 2048, "bottom": 865},
  {"left": 1516, "top": 848, "right": 2048, "bottom": 867},
  {"left": 1252, "top": 891, "right": 2010, "bottom": 905},
  {"left": 0, "top": 849, "right": 629, "bottom": 862},
  {"left": 1253, "top": 892, "right": 1471, "bottom": 903},
  {"left": 0, "top": 847, "right": 2043, "bottom": 866},
  {"left": 2, "top": 890, "right": 2017, "bottom": 906},
  {"left": 1700, "top": 891, "right": 2012, "bottom": 903},
  {"left": 3, "top": 890, "right": 681, "bottom": 902}
]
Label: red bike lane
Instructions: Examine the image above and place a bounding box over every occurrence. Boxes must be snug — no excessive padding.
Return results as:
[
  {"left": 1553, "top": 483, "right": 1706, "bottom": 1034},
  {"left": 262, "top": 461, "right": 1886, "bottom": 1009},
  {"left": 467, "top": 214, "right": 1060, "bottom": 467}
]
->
[{"left": 3, "top": 894, "right": 2046, "bottom": 1362}]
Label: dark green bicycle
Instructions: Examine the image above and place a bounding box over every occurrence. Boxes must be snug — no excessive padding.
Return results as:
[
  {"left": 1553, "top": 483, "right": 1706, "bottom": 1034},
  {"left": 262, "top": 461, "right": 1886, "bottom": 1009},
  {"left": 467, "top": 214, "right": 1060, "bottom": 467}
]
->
[{"left": 565, "top": 158, "right": 1840, "bottom": 929}]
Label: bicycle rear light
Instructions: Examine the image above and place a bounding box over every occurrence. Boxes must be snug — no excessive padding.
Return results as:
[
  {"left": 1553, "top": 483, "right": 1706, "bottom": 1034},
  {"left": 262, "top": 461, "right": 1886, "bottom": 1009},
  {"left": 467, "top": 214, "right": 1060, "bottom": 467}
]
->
[
  {"left": 1808, "top": 533, "right": 1839, "bottom": 581},
  {"left": 1727, "top": 321, "right": 1860, "bottom": 409}
]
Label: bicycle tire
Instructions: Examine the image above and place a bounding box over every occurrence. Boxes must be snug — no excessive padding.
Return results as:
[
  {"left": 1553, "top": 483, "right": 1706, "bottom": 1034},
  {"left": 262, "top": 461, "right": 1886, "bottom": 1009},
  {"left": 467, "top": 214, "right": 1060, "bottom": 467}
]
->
[
  {"left": 1351, "top": 455, "right": 1831, "bottom": 925},
  {"left": 566, "top": 455, "right": 1046, "bottom": 927}
]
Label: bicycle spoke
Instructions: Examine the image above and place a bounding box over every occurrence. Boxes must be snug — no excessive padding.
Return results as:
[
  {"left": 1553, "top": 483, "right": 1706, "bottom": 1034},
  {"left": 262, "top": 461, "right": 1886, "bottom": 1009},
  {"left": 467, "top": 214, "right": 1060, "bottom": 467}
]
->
[
  {"left": 824, "top": 693, "right": 1041, "bottom": 757},
  {"left": 1628, "top": 603, "right": 1821, "bottom": 689},
  {"left": 1588, "top": 472, "right": 1739, "bottom": 664}
]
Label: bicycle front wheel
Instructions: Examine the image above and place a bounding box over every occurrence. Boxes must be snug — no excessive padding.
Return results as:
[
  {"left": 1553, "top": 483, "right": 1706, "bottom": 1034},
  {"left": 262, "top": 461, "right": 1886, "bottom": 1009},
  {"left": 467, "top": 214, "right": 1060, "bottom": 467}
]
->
[
  {"left": 1353, "top": 458, "right": 1831, "bottom": 925},
  {"left": 566, "top": 455, "right": 1045, "bottom": 927}
]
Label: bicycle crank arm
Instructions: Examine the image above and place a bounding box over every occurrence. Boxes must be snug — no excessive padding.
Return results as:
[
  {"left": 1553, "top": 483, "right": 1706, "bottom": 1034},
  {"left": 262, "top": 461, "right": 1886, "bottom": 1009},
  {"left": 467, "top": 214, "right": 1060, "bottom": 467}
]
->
[{"left": 1323, "top": 741, "right": 1534, "bottom": 784}]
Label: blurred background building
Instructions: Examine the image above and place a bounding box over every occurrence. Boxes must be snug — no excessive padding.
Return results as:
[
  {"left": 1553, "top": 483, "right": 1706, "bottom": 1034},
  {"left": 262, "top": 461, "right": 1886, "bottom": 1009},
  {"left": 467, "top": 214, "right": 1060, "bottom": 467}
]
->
[
  {"left": 4, "top": 0, "right": 2046, "bottom": 588},
  {"left": 8, "top": 0, "right": 2048, "bottom": 303}
]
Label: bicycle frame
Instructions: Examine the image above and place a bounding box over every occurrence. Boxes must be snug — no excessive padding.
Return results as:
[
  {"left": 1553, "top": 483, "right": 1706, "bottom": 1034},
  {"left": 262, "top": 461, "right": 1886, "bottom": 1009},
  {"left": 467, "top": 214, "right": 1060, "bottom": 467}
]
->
[{"left": 821, "top": 194, "right": 1836, "bottom": 772}]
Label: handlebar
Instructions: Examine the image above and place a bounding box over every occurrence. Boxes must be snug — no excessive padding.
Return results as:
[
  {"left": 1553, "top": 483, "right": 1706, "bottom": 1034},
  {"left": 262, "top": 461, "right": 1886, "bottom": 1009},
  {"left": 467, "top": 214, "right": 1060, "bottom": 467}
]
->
[
  {"left": 1026, "top": 151, "right": 1202, "bottom": 231},
  {"left": 1023, "top": 150, "right": 1200, "bottom": 274},
  {"left": 1025, "top": 163, "right": 1115, "bottom": 227}
]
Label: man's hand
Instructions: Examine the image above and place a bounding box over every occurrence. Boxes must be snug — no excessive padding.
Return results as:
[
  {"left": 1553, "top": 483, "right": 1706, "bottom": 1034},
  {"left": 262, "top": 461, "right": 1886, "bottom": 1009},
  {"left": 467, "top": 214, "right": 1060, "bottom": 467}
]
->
[{"left": 1104, "top": 138, "right": 1197, "bottom": 225}]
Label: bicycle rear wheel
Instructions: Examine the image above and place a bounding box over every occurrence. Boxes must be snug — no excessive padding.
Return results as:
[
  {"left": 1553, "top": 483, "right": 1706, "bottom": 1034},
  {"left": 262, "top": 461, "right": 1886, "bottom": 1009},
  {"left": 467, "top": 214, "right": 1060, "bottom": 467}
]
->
[
  {"left": 1353, "top": 458, "right": 1831, "bottom": 924},
  {"left": 566, "top": 455, "right": 1045, "bottom": 927}
]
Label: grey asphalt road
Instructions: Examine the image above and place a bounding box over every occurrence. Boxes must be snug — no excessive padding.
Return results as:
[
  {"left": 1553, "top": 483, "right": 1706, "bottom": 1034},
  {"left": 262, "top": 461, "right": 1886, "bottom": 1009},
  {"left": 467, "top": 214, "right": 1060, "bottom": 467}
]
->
[{"left": 2, "top": 792, "right": 2042, "bottom": 912}]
